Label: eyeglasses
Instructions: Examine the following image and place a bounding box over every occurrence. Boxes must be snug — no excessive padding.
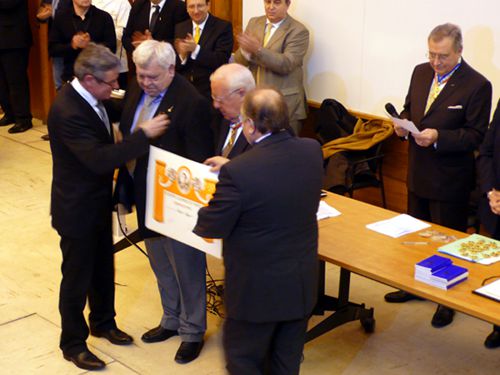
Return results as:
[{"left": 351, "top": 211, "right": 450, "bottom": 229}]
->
[
  {"left": 211, "top": 88, "right": 241, "bottom": 103},
  {"left": 92, "top": 75, "right": 119, "bottom": 88},
  {"left": 426, "top": 52, "right": 451, "bottom": 62}
]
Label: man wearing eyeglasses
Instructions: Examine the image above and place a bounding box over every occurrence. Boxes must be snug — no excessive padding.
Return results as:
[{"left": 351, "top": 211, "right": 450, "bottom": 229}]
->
[
  {"left": 117, "top": 39, "right": 213, "bottom": 364},
  {"left": 174, "top": 0, "right": 233, "bottom": 99},
  {"left": 386, "top": 23, "right": 492, "bottom": 329},
  {"left": 48, "top": 43, "right": 168, "bottom": 371},
  {"left": 49, "top": 0, "right": 117, "bottom": 84},
  {"left": 201, "top": 63, "right": 255, "bottom": 172}
]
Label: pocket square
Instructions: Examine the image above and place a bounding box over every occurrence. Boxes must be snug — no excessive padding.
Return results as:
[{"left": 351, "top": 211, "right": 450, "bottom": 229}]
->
[{"left": 447, "top": 105, "right": 463, "bottom": 109}]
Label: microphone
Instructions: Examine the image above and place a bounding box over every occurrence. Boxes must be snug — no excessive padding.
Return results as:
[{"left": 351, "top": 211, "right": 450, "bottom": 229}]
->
[{"left": 385, "top": 103, "right": 400, "bottom": 119}]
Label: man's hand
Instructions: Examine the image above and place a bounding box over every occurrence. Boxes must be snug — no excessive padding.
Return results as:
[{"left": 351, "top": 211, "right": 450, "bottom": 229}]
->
[
  {"left": 71, "top": 32, "right": 91, "bottom": 50},
  {"left": 138, "top": 114, "right": 170, "bottom": 138},
  {"left": 392, "top": 121, "right": 409, "bottom": 138},
  {"left": 413, "top": 128, "right": 438, "bottom": 147},
  {"left": 237, "top": 31, "right": 261, "bottom": 55},
  {"left": 488, "top": 189, "right": 500, "bottom": 215},
  {"left": 204, "top": 156, "right": 230, "bottom": 172},
  {"left": 36, "top": 4, "right": 52, "bottom": 22},
  {"left": 131, "top": 30, "right": 152, "bottom": 48}
]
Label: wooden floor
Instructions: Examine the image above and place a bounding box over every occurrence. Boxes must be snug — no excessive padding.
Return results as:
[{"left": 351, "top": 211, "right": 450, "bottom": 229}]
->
[{"left": 1, "top": 121, "right": 499, "bottom": 374}]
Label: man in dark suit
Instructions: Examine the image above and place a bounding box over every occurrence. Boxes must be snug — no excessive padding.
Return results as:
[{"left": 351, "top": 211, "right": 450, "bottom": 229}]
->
[
  {"left": 49, "top": 0, "right": 117, "bottom": 83},
  {"left": 122, "top": 0, "right": 188, "bottom": 53},
  {"left": 476, "top": 100, "right": 500, "bottom": 349},
  {"left": 0, "top": 0, "right": 33, "bottom": 133},
  {"left": 194, "top": 87, "right": 323, "bottom": 375},
  {"left": 202, "top": 63, "right": 254, "bottom": 171},
  {"left": 118, "top": 40, "right": 213, "bottom": 364},
  {"left": 385, "top": 23, "right": 492, "bottom": 328},
  {"left": 174, "top": 0, "right": 233, "bottom": 99},
  {"left": 234, "top": 0, "right": 309, "bottom": 135},
  {"left": 48, "top": 43, "right": 168, "bottom": 371}
]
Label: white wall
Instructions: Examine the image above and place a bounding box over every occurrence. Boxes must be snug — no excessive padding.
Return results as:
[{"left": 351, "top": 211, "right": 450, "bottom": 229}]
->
[{"left": 243, "top": 1, "right": 500, "bottom": 117}]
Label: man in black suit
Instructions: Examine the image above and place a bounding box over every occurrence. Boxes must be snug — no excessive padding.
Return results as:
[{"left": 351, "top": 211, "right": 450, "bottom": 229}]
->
[
  {"left": 48, "top": 43, "right": 168, "bottom": 371},
  {"left": 118, "top": 39, "right": 213, "bottom": 364},
  {"left": 49, "top": 0, "right": 117, "bottom": 83},
  {"left": 0, "top": 0, "right": 33, "bottom": 133},
  {"left": 122, "top": 0, "right": 188, "bottom": 53},
  {"left": 194, "top": 87, "right": 323, "bottom": 375},
  {"left": 476, "top": 100, "right": 500, "bottom": 349},
  {"left": 385, "top": 23, "right": 492, "bottom": 328},
  {"left": 174, "top": 0, "right": 233, "bottom": 99},
  {"left": 202, "top": 63, "right": 254, "bottom": 171}
]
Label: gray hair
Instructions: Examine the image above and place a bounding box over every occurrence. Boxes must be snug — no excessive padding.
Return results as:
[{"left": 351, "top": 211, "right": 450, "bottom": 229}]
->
[
  {"left": 428, "top": 23, "right": 463, "bottom": 52},
  {"left": 74, "top": 43, "right": 120, "bottom": 80},
  {"left": 210, "top": 63, "right": 255, "bottom": 92},
  {"left": 132, "top": 40, "right": 176, "bottom": 69}
]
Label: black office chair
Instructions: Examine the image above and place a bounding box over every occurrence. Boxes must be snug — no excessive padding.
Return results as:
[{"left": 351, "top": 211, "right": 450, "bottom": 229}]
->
[{"left": 342, "top": 142, "right": 386, "bottom": 208}]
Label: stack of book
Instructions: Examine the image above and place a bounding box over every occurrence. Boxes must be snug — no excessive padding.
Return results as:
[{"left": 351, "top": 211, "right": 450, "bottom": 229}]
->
[{"left": 415, "top": 255, "right": 468, "bottom": 290}]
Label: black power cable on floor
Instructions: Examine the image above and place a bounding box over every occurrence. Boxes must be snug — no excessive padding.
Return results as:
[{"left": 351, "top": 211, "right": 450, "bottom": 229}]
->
[{"left": 116, "top": 211, "right": 225, "bottom": 317}]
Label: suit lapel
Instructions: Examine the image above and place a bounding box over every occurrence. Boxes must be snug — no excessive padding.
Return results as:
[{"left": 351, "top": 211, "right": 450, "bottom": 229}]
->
[
  {"left": 198, "top": 15, "right": 214, "bottom": 46},
  {"left": 68, "top": 85, "right": 113, "bottom": 141},
  {"left": 266, "top": 17, "right": 291, "bottom": 49},
  {"left": 121, "top": 81, "right": 144, "bottom": 135},
  {"left": 216, "top": 118, "right": 231, "bottom": 155},
  {"left": 425, "top": 62, "right": 467, "bottom": 118}
]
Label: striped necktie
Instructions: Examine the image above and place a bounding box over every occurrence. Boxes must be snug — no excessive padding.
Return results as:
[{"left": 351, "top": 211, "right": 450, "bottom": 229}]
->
[{"left": 221, "top": 122, "right": 242, "bottom": 157}]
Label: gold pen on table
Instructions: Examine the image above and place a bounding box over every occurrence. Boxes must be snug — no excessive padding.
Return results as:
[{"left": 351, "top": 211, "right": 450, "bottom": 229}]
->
[{"left": 402, "top": 241, "right": 429, "bottom": 245}]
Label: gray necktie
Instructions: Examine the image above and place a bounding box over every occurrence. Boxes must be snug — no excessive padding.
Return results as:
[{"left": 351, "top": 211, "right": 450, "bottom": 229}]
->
[{"left": 96, "top": 101, "right": 111, "bottom": 134}]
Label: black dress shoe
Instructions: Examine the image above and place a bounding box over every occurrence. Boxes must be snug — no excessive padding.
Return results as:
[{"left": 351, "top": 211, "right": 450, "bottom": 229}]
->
[
  {"left": 8, "top": 122, "right": 32, "bottom": 133},
  {"left": 63, "top": 350, "right": 106, "bottom": 370},
  {"left": 484, "top": 327, "right": 500, "bottom": 349},
  {"left": 141, "top": 325, "right": 178, "bottom": 343},
  {"left": 174, "top": 341, "right": 204, "bottom": 364},
  {"left": 431, "top": 305, "right": 455, "bottom": 328},
  {"left": 0, "top": 116, "right": 15, "bottom": 126},
  {"left": 41, "top": 133, "right": 50, "bottom": 141},
  {"left": 92, "top": 328, "right": 134, "bottom": 345},
  {"left": 384, "top": 290, "right": 424, "bottom": 303}
]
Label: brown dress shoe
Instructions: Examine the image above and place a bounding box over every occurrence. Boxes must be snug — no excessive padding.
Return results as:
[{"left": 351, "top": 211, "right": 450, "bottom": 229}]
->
[
  {"left": 92, "top": 327, "right": 133, "bottom": 345},
  {"left": 141, "top": 325, "right": 178, "bottom": 343},
  {"left": 63, "top": 349, "right": 105, "bottom": 370}
]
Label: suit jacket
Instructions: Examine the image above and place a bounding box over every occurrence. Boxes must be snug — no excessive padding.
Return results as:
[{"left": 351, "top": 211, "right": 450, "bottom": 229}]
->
[
  {"left": 122, "top": 0, "right": 188, "bottom": 53},
  {"left": 48, "top": 83, "right": 150, "bottom": 238},
  {"left": 119, "top": 74, "right": 214, "bottom": 238},
  {"left": 194, "top": 131, "right": 323, "bottom": 322},
  {"left": 214, "top": 116, "right": 251, "bottom": 158},
  {"left": 234, "top": 15, "right": 309, "bottom": 121},
  {"left": 477, "top": 99, "right": 500, "bottom": 236},
  {"left": 401, "top": 60, "right": 492, "bottom": 202},
  {"left": 0, "top": 0, "right": 32, "bottom": 49},
  {"left": 174, "top": 14, "right": 233, "bottom": 99}
]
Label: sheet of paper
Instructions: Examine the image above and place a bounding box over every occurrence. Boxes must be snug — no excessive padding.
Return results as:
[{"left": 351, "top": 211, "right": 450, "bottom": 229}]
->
[
  {"left": 474, "top": 279, "right": 500, "bottom": 302},
  {"left": 317, "top": 200, "right": 341, "bottom": 221},
  {"left": 391, "top": 116, "right": 421, "bottom": 134},
  {"left": 145, "top": 146, "right": 222, "bottom": 258},
  {"left": 366, "top": 214, "right": 430, "bottom": 238}
]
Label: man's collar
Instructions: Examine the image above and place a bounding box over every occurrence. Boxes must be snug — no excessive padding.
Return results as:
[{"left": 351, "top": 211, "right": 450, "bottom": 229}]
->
[
  {"left": 151, "top": 0, "right": 166, "bottom": 10},
  {"left": 71, "top": 77, "right": 98, "bottom": 107},
  {"left": 192, "top": 13, "right": 209, "bottom": 29},
  {"left": 266, "top": 16, "right": 287, "bottom": 28}
]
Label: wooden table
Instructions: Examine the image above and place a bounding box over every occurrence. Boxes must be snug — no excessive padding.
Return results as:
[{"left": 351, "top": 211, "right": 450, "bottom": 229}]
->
[{"left": 307, "top": 193, "right": 500, "bottom": 342}]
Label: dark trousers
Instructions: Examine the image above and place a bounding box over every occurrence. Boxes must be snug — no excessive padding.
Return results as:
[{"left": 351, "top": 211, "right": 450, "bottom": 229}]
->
[
  {"left": 58, "top": 227, "right": 116, "bottom": 356},
  {"left": 407, "top": 191, "right": 468, "bottom": 232},
  {"left": 0, "top": 48, "right": 31, "bottom": 123},
  {"left": 223, "top": 317, "right": 309, "bottom": 375}
]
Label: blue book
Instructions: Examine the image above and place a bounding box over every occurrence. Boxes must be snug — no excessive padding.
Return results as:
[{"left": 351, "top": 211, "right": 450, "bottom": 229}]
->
[
  {"left": 415, "top": 255, "right": 452, "bottom": 273},
  {"left": 430, "top": 264, "right": 468, "bottom": 289}
]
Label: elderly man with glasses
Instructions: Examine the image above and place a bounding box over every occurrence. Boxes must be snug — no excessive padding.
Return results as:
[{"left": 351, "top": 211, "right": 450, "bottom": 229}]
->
[{"left": 385, "top": 23, "right": 492, "bottom": 329}]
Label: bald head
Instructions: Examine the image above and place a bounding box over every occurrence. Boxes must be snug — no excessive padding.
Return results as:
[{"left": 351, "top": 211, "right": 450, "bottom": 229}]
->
[{"left": 241, "top": 87, "right": 289, "bottom": 141}]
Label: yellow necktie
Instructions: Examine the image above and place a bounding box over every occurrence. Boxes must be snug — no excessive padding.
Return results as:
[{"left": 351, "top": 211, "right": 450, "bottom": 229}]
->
[
  {"left": 221, "top": 122, "right": 241, "bottom": 158},
  {"left": 263, "top": 23, "right": 272, "bottom": 46},
  {"left": 194, "top": 25, "right": 201, "bottom": 44}
]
